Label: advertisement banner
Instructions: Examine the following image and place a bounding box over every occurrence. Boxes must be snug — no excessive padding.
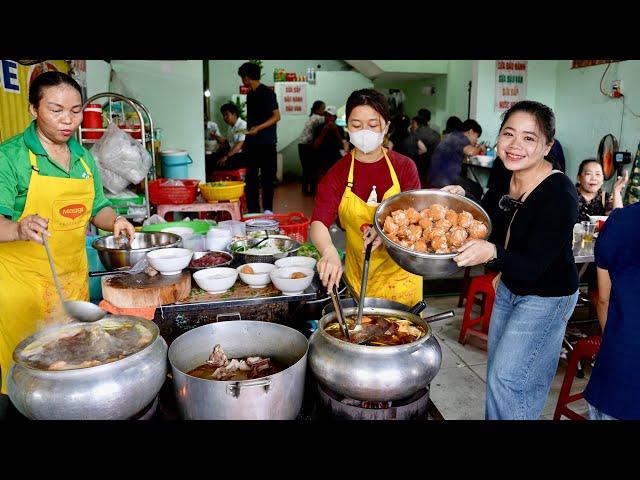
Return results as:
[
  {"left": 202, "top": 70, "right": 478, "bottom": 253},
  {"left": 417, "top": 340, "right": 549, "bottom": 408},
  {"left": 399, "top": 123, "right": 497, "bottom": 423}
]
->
[
  {"left": 495, "top": 60, "right": 527, "bottom": 111},
  {"left": 274, "top": 81, "right": 307, "bottom": 115},
  {"left": 0, "top": 60, "right": 70, "bottom": 142}
]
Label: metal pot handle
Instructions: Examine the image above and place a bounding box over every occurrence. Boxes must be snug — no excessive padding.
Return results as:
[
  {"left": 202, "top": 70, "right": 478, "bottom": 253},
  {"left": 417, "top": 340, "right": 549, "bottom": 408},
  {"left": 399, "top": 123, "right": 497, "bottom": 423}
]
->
[
  {"left": 216, "top": 312, "right": 241, "bottom": 322},
  {"left": 424, "top": 310, "right": 455, "bottom": 323},
  {"left": 226, "top": 378, "right": 272, "bottom": 398}
]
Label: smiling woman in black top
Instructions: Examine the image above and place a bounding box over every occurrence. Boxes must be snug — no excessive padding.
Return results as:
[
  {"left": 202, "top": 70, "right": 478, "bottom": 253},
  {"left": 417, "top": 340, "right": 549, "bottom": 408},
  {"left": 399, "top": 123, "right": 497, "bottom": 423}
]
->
[{"left": 452, "top": 100, "right": 579, "bottom": 420}]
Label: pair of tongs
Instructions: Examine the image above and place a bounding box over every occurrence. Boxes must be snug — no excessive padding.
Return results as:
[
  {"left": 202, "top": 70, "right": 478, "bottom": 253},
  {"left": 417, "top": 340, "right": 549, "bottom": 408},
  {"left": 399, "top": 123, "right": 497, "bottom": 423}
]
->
[{"left": 329, "top": 283, "right": 350, "bottom": 341}]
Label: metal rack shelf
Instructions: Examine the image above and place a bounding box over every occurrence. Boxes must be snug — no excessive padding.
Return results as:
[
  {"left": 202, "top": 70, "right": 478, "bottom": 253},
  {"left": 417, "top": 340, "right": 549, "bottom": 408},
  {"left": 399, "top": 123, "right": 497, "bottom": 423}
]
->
[{"left": 77, "top": 92, "right": 158, "bottom": 221}]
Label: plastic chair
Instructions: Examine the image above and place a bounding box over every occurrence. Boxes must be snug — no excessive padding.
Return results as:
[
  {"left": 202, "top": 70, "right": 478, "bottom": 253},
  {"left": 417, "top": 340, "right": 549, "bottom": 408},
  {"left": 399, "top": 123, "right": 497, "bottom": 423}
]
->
[
  {"left": 553, "top": 334, "right": 602, "bottom": 420},
  {"left": 458, "top": 272, "right": 498, "bottom": 346}
]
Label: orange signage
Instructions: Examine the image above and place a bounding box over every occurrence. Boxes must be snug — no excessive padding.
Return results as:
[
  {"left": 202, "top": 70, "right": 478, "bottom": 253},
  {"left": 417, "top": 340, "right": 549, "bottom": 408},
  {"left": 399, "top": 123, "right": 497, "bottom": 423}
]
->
[{"left": 59, "top": 204, "right": 86, "bottom": 220}]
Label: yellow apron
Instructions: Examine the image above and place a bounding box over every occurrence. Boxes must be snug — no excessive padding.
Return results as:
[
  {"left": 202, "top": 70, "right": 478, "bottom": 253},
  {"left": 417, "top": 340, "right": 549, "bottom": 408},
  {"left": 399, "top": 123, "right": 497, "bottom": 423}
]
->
[
  {"left": 339, "top": 148, "right": 422, "bottom": 307},
  {"left": 0, "top": 150, "right": 94, "bottom": 393}
]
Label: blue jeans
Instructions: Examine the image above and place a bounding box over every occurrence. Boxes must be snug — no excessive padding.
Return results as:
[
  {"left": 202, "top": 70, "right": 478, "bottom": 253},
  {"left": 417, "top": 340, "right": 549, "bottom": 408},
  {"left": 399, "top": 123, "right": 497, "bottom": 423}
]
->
[
  {"left": 486, "top": 282, "right": 578, "bottom": 420},
  {"left": 587, "top": 402, "right": 617, "bottom": 420}
]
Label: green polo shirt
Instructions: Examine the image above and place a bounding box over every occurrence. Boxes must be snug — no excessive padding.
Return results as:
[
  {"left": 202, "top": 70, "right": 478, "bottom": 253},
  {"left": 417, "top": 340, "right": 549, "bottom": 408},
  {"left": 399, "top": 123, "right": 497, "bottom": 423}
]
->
[{"left": 0, "top": 121, "right": 111, "bottom": 221}]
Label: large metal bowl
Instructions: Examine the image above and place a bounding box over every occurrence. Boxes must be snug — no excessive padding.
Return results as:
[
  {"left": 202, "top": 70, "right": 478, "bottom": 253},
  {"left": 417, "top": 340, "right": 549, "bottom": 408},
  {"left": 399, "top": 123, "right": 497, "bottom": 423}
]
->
[
  {"left": 373, "top": 189, "right": 492, "bottom": 279},
  {"left": 92, "top": 231, "right": 182, "bottom": 270},
  {"left": 229, "top": 236, "right": 301, "bottom": 264}
]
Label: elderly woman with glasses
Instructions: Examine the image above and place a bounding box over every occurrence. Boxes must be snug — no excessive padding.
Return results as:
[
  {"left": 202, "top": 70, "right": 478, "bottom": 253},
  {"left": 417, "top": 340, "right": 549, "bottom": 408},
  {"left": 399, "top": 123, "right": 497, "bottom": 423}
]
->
[{"left": 451, "top": 100, "right": 579, "bottom": 420}]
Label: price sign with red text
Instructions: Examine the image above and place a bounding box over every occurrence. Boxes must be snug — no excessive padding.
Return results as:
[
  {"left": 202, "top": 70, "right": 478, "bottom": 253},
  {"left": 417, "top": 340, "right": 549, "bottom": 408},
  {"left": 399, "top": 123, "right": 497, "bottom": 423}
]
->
[
  {"left": 275, "top": 81, "right": 307, "bottom": 115},
  {"left": 495, "top": 60, "right": 527, "bottom": 111}
]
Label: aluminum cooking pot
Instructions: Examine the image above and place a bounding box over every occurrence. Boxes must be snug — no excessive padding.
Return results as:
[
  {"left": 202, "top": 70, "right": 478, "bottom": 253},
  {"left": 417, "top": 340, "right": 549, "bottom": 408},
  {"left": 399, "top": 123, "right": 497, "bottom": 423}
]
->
[
  {"left": 7, "top": 315, "right": 168, "bottom": 420},
  {"left": 308, "top": 306, "right": 443, "bottom": 401},
  {"left": 168, "top": 320, "right": 308, "bottom": 420},
  {"left": 92, "top": 231, "right": 182, "bottom": 270},
  {"left": 373, "top": 189, "right": 492, "bottom": 279}
]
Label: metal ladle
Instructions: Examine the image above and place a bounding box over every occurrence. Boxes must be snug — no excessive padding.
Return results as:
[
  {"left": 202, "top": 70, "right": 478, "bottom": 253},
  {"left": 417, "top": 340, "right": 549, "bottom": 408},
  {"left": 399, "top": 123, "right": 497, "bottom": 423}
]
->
[{"left": 42, "top": 235, "right": 107, "bottom": 322}]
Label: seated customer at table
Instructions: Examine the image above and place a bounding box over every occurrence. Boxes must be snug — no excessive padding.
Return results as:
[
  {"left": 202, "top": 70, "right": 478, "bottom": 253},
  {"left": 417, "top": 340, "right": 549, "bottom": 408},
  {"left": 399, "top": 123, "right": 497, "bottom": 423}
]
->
[
  {"left": 575, "top": 158, "right": 627, "bottom": 223},
  {"left": 583, "top": 202, "right": 640, "bottom": 420},
  {"left": 428, "top": 119, "right": 485, "bottom": 201}
]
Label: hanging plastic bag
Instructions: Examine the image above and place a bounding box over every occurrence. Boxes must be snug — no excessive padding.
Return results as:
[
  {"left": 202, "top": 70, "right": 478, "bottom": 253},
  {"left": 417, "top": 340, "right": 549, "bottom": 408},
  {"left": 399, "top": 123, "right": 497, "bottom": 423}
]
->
[{"left": 91, "top": 123, "right": 152, "bottom": 185}]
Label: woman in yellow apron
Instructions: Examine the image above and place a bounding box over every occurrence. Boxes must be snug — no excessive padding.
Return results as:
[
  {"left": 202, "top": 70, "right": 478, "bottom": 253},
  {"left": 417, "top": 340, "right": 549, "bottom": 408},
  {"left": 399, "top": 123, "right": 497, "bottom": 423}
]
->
[
  {"left": 0, "top": 71, "right": 135, "bottom": 394},
  {"left": 310, "top": 89, "right": 464, "bottom": 306}
]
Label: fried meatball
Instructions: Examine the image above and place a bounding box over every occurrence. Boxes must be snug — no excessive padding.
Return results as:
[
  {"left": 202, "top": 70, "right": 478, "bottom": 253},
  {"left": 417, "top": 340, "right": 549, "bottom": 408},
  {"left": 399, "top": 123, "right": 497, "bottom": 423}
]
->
[
  {"left": 405, "top": 207, "right": 421, "bottom": 224},
  {"left": 383, "top": 216, "right": 399, "bottom": 235},
  {"left": 426, "top": 204, "right": 447, "bottom": 221},
  {"left": 445, "top": 209, "right": 459, "bottom": 227},
  {"left": 241, "top": 265, "right": 255, "bottom": 274},
  {"left": 419, "top": 217, "right": 432, "bottom": 230},
  {"left": 458, "top": 211, "right": 474, "bottom": 228},
  {"left": 468, "top": 220, "right": 489, "bottom": 239},
  {"left": 430, "top": 227, "right": 447, "bottom": 239},
  {"left": 290, "top": 272, "right": 307, "bottom": 279},
  {"left": 391, "top": 209, "right": 410, "bottom": 227},
  {"left": 434, "top": 219, "right": 453, "bottom": 231},
  {"left": 414, "top": 239, "right": 427, "bottom": 252},
  {"left": 406, "top": 224, "right": 423, "bottom": 242},
  {"left": 447, "top": 226, "right": 469, "bottom": 247},
  {"left": 431, "top": 235, "right": 449, "bottom": 252},
  {"left": 419, "top": 208, "right": 431, "bottom": 219}
]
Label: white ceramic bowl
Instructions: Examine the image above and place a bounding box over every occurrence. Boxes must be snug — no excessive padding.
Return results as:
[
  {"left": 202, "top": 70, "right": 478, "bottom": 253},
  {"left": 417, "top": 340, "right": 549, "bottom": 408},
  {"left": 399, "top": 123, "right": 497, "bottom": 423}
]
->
[
  {"left": 192, "top": 267, "right": 238, "bottom": 294},
  {"left": 274, "top": 256, "right": 317, "bottom": 270},
  {"left": 146, "top": 248, "right": 193, "bottom": 276},
  {"left": 236, "top": 262, "right": 276, "bottom": 288},
  {"left": 161, "top": 226, "right": 194, "bottom": 240},
  {"left": 270, "top": 266, "right": 315, "bottom": 296}
]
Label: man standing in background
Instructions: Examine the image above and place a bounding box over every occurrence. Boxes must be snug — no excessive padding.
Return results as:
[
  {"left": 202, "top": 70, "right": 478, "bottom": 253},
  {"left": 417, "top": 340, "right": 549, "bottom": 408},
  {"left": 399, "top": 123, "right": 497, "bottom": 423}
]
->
[
  {"left": 238, "top": 62, "right": 281, "bottom": 213},
  {"left": 415, "top": 108, "right": 441, "bottom": 185}
]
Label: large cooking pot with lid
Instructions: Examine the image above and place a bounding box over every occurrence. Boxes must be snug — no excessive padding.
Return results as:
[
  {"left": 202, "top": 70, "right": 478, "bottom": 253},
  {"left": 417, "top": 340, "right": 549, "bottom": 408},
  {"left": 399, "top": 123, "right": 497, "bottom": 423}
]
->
[
  {"left": 168, "top": 319, "right": 308, "bottom": 420},
  {"left": 7, "top": 315, "right": 167, "bottom": 420},
  {"left": 308, "top": 306, "right": 443, "bottom": 401}
]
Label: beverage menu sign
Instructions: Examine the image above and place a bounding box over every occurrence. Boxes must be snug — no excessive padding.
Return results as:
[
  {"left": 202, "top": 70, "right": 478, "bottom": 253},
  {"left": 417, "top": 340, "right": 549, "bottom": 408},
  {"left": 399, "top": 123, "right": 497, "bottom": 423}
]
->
[
  {"left": 275, "top": 82, "right": 307, "bottom": 115},
  {"left": 495, "top": 60, "right": 527, "bottom": 111}
]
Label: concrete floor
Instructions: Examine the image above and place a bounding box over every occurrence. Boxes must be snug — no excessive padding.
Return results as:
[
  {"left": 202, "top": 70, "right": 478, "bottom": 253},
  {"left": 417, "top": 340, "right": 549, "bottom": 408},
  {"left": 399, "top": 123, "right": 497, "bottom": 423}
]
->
[{"left": 275, "top": 180, "right": 594, "bottom": 420}]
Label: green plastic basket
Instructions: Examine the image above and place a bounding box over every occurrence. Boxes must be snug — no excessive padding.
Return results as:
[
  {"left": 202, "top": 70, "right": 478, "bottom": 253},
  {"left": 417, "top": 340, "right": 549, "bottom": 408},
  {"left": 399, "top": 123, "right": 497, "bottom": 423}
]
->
[{"left": 141, "top": 219, "right": 215, "bottom": 235}]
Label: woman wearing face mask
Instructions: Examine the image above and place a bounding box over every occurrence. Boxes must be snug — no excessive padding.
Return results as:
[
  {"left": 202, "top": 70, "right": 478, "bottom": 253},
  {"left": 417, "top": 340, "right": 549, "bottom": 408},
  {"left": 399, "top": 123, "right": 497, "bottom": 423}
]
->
[
  {"left": 575, "top": 158, "right": 627, "bottom": 223},
  {"left": 0, "top": 71, "right": 135, "bottom": 395},
  {"left": 310, "top": 89, "right": 464, "bottom": 305},
  {"left": 451, "top": 100, "right": 580, "bottom": 420}
]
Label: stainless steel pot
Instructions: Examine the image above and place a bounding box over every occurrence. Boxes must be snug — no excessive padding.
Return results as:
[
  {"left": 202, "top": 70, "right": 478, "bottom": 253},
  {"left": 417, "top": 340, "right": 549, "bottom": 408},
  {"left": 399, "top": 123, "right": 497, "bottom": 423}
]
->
[
  {"left": 7, "top": 315, "right": 168, "bottom": 420},
  {"left": 228, "top": 237, "right": 301, "bottom": 264},
  {"left": 168, "top": 320, "right": 308, "bottom": 420},
  {"left": 309, "top": 307, "right": 442, "bottom": 401},
  {"left": 92, "top": 231, "right": 182, "bottom": 269},
  {"left": 373, "top": 189, "right": 492, "bottom": 279}
]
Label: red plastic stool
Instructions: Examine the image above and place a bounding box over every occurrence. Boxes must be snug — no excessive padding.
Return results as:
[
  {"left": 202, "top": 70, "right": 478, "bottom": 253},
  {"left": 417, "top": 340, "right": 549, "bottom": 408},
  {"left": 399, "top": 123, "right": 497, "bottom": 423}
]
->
[
  {"left": 553, "top": 334, "right": 602, "bottom": 420},
  {"left": 458, "top": 272, "right": 498, "bottom": 346}
]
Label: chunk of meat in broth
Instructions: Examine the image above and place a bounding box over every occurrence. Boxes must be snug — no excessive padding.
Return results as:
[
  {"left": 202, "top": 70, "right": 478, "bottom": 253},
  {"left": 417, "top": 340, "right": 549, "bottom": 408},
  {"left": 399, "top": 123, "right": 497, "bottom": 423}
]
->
[
  {"left": 458, "top": 211, "right": 474, "bottom": 228},
  {"left": 447, "top": 226, "right": 469, "bottom": 247},
  {"left": 207, "top": 344, "right": 228, "bottom": 368},
  {"left": 391, "top": 209, "right": 410, "bottom": 227},
  {"left": 468, "top": 220, "right": 489, "bottom": 239}
]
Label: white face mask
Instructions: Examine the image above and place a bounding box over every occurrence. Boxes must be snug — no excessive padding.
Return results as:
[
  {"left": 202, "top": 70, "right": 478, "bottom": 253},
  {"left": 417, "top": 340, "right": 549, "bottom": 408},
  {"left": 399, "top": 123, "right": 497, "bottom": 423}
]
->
[{"left": 349, "top": 128, "right": 386, "bottom": 154}]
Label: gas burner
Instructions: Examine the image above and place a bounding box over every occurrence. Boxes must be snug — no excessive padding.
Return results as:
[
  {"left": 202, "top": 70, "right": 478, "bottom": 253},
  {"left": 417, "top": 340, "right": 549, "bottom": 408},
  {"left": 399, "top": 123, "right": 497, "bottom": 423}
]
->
[{"left": 316, "top": 383, "right": 431, "bottom": 420}]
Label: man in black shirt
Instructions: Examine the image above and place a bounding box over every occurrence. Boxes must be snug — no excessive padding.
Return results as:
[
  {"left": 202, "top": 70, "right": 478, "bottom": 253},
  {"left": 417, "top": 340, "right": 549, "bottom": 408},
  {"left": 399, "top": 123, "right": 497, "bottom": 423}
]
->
[{"left": 238, "top": 62, "right": 281, "bottom": 213}]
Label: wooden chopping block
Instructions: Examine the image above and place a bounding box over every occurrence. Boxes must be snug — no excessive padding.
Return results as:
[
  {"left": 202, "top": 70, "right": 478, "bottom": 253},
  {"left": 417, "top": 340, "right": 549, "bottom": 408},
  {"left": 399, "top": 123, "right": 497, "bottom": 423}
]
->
[{"left": 101, "top": 271, "right": 191, "bottom": 308}]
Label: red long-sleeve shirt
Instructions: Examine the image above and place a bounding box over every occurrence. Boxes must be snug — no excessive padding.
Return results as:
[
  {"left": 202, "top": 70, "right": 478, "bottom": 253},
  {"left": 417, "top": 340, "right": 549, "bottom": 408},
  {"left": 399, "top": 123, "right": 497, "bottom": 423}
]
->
[{"left": 311, "top": 149, "right": 420, "bottom": 228}]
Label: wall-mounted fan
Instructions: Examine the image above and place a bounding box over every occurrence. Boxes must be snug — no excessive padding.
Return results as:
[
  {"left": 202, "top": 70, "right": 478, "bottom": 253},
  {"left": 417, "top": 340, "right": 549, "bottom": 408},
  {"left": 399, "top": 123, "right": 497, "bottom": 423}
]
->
[{"left": 598, "top": 133, "right": 618, "bottom": 180}]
